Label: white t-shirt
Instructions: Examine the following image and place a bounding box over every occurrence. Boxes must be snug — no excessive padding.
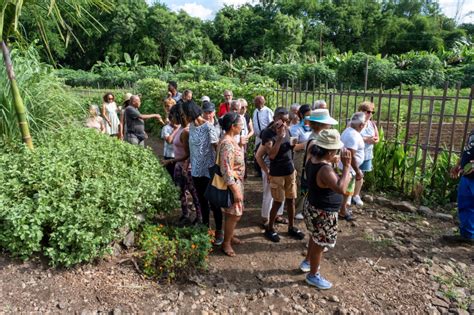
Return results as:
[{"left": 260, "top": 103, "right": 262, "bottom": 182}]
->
[
  {"left": 339, "top": 127, "right": 365, "bottom": 174},
  {"left": 253, "top": 106, "right": 273, "bottom": 141}
]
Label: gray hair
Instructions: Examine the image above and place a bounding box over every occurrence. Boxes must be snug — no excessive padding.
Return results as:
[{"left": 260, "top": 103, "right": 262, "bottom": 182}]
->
[
  {"left": 290, "top": 103, "right": 300, "bottom": 111},
  {"left": 230, "top": 100, "right": 241, "bottom": 111},
  {"left": 130, "top": 95, "right": 140, "bottom": 103},
  {"left": 89, "top": 104, "right": 100, "bottom": 116},
  {"left": 312, "top": 100, "right": 327, "bottom": 110},
  {"left": 350, "top": 112, "right": 366, "bottom": 128}
]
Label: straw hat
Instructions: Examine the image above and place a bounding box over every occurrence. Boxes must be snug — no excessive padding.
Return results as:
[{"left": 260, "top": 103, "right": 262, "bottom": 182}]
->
[
  {"left": 315, "top": 129, "right": 344, "bottom": 150},
  {"left": 123, "top": 93, "right": 132, "bottom": 102},
  {"left": 305, "top": 109, "right": 338, "bottom": 125}
]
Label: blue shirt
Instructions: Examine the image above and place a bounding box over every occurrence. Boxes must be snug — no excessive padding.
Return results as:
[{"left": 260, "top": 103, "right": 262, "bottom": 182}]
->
[{"left": 290, "top": 120, "right": 312, "bottom": 143}]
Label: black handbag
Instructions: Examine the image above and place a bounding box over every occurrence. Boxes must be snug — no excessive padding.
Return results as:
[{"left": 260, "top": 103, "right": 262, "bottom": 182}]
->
[{"left": 205, "top": 147, "right": 234, "bottom": 208}]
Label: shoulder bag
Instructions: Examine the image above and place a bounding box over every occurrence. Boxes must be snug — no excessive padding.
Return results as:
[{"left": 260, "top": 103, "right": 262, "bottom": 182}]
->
[{"left": 205, "top": 143, "right": 234, "bottom": 208}]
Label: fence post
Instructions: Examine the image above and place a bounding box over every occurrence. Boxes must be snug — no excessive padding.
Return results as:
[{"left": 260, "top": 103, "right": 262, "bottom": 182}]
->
[
  {"left": 431, "top": 82, "right": 449, "bottom": 171},
  {"left": 421, "top": 98, "right": 435, "bottom": 178},
  {"left": 443, "top": 82, "right": 462, "bottom": 198},
  {"left": 460, "top": 85, "right": 474, "bottom": 152},
  {"left": 412, "top": 86, "right": 425, "bottom": 194},
  {"left": 401, "top": 89, "right": 414, "bottom": 191},
  {"left": 364, "top": 56, "right": 369, "bottom": 93}
]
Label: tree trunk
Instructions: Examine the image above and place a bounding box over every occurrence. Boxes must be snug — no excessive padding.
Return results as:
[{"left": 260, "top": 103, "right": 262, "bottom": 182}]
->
[{"left": 1, "top": 41, "right": 34, "bottom": 149}]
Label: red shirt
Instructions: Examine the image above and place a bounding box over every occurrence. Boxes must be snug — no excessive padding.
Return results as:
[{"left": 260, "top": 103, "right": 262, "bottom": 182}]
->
[{"left": 218, "top": 102, "right": 230, "bottom": 118}]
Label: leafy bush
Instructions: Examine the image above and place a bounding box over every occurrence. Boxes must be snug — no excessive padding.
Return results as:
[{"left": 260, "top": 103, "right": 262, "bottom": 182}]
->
[
  {"left": 301, "top": 63, "right": 337, "bottom": 85},
  {"left": 136, "top": 78, "right": 277, "bottom": 118},
  {"left": 364, "top": 127, "right": 458, "bottom": 205},
  {"left": 1, "top": 46, "right": 84, "bottom": 144},
  {"left": 262, "top": 62, "right": 302, "bottom": 83},
  {"left": 139, "top": 224, "right": 213, "bottom": 282},
  {"left": 399, "top": 54, "right": 445, "bottom": 87},
  {"left": 0, "top": 127, "right": 179, "bottom": 266},
  {"left": 336, "top": 52, "right": 397, "bottom": 88}
]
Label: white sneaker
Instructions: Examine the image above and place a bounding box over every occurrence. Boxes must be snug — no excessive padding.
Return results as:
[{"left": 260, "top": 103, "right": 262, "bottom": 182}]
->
[
  {"left": 352, "top": 195, "right": 364, "bottom": 207},
  {"left": 346, "top": 195, "right": 352, "bottom": 206},
  {"left": 295, "top": 213, "right": 304, "bottom": 220}
]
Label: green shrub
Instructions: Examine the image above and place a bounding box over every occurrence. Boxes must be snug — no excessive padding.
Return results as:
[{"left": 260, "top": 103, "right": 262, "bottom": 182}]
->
[
  {"left": 301, "top": 63, "right": 336, "bottom": 85},
  {"left": 336, "top": 52, "right": 397, "bottom": 88},
  {"left": 136, "top": 78, "right": 277, "bottom": 116},
  {"left": 139, "top": 224, "right": 213, "bottom": 282},
  {"left": 56, "top": 68, "right": 102, "bottom": 87},
  {"left": 262, "top": 62, "right": 302, "bottom": 83},
  {"left": 0, "top": 127, "right": 179, "bottom": 266},
  {"left": 364, "top": 127, "right": 458, "bottom": 205},
  {"left": 400, "top": 54, "right": 445, "bottom": 87}
]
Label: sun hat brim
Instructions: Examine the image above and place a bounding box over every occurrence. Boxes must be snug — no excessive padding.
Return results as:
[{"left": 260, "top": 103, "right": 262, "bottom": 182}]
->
[
  {"left": 305, "top": 116, "right": 338, "bottom": 125},
  {"left": 314, "top": 138, "right": 344, "bottom": 150}
]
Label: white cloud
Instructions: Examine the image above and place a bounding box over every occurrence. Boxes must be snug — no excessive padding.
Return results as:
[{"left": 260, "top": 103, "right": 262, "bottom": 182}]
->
[
  {"left": 217, "top": 0, "right": 254, "bottom": 7},
  {"left": 438, "top": 0, "right": 474, "bottom": 23},
  {"left": 171, "top": 2, "right": 213, "bottom": 20}
]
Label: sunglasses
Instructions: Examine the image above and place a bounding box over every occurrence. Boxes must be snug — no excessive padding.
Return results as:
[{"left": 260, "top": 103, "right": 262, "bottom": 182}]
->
[{"left": 364, "top": 110, "right": 375, "bottom": 114}]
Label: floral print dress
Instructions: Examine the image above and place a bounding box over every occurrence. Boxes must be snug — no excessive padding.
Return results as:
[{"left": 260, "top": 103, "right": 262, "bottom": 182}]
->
[{"left": 219, "top": 137, "right": 245, "bottom": 216}]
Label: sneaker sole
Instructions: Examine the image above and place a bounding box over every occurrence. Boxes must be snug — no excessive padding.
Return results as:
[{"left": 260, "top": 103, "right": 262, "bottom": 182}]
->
[
  {"left": 305, "top": 278, "right": 332, "bottom": 290},
  {"left": 300, "top": 267, "right": 310, "bottom": 273}
]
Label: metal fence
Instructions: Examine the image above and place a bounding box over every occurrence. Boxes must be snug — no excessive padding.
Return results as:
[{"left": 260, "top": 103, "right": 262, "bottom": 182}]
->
[{"left": 275, "top": 81, "right": 474, "bottom": 201}]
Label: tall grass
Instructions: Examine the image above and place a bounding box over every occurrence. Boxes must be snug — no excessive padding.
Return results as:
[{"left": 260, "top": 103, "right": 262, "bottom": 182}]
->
[{"left": 0, "top": 46, "right": 84, "bottom": 146}]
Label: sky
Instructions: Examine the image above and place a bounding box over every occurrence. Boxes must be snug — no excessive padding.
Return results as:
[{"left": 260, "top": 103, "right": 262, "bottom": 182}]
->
[{"left": 148, "top": 0, "right": 473, "bottom": 24}]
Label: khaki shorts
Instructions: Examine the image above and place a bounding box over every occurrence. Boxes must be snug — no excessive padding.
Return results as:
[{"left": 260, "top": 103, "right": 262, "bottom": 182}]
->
[{"left": 270, "top": 170, "right": 297, "bottom": 203}]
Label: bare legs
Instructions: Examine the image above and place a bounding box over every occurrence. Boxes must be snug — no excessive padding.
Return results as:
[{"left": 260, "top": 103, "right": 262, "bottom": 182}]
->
[
  {"left": 354, "top": 178, "right": 364, "bottom": 198},
  {"left": 268, "top": 198, "right": 295, "bottom": 232},
  {"left": 222, "top": 214, "right": 241, "bottom": 256},
  {"left": 307, "top": 237, "right": 324, "bottom": 274},
  {"left": 340, "top": 194, "right": 350, "bottom": 217}
]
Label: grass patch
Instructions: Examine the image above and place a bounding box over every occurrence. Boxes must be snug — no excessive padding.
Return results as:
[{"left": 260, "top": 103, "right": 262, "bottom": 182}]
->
[
  {"left": 363, "top": 233, "right": 394, "bottom": 249},
  {"left": 434, "top": 270, "right": 474, "bottom": 310}
]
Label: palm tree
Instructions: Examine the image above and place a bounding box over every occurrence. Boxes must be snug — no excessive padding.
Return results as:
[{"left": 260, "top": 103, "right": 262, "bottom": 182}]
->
[{"left": 0, "top": 0, "right": 110, "bottom": 149}]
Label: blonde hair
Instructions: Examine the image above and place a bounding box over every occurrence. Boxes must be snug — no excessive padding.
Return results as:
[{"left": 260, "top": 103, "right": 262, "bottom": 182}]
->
[
  {"left": 358, "top": 101, "right": 374, "bottom": 111},
  {"left": 238, "top": 98, "right": 248, "bottom": 107},
  {"left": 164, "top": 97, "right": 176, "bottom": 107}
]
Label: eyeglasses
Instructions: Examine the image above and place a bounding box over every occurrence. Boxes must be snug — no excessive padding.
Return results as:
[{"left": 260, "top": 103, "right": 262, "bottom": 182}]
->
[{"left": 364, "top": 110, "right": 375, "bottom": 114}]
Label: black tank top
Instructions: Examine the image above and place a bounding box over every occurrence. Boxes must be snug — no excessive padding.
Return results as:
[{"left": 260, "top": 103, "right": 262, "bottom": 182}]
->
[{"left": 306, "top": 161, "right": 343, "bottom": 212}]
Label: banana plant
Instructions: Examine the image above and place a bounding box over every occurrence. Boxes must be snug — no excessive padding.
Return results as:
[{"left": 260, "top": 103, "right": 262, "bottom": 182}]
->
[{"left": 0, "top": 0, "right": 110, "bottom": 149}]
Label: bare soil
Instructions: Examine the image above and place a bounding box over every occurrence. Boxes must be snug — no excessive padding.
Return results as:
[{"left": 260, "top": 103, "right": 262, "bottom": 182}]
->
[{"left": 1, "top": 137, "right": 472, "bottom": 314}]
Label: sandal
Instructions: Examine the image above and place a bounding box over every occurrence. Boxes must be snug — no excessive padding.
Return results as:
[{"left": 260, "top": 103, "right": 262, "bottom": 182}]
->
[
  {"left": 264, "top": 230, "right": 280, "bottom": 243},
  {"left": 222, "top": 246, "right": 236, "bottom": 257},
  {"left": 275, "top": 216, "right": 289, "bottom": 225}
]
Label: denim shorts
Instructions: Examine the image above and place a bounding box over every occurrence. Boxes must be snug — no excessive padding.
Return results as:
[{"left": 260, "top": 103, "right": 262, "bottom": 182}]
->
[{"left": 360, "top": 159, "right": 373, "bottom": 172}]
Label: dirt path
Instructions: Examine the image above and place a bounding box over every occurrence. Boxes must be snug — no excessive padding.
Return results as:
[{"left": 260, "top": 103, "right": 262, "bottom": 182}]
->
[{"left": 1, "top": 138, "right": 472, "bottom": 314}]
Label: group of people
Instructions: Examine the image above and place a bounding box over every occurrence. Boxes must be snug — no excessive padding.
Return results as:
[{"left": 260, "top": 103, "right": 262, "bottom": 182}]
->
[
  {"left": 85, "top": 81, "right": 473, "bottom": 291},
  {"left": 156, "top": 82, "right": 381, "bottom": 290}
]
